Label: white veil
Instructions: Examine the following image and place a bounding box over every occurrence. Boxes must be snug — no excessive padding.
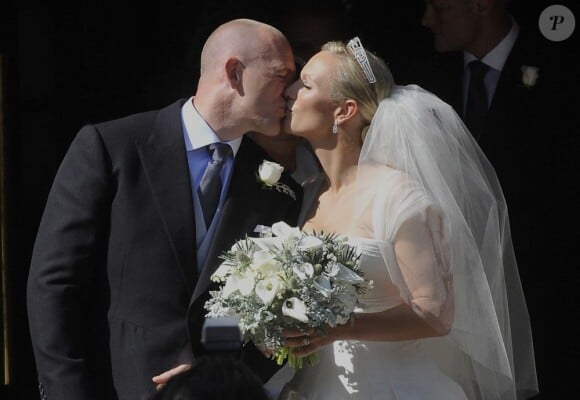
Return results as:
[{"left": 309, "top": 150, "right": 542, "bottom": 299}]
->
[{"left": 358, "top": 85, "right": 538, "bottom": 399}]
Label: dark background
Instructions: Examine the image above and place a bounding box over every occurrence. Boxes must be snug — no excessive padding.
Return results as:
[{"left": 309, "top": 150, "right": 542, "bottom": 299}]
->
[{"left": 1, "top": 1, "right": 578, "bottom": 398}]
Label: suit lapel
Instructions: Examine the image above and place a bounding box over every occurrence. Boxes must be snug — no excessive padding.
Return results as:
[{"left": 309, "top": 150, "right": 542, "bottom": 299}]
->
[
  {"left": 136, "top": 99, "right": 197, "bottom": 294},
  {"left": 482, "top": 33, "right": 536, "bottom": 149},
  {"left": 488, "top": 37, "right": 525, "bottom": 117}
]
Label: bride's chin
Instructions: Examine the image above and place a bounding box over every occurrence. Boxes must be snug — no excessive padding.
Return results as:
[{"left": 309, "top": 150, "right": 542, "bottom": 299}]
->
[{"left": 281, "top": 125, "right": 303, "bottom": 138}]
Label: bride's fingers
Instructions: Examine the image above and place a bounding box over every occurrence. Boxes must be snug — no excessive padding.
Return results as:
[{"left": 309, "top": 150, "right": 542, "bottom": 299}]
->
[
  {"left": 284, "top": 335, "right": 312, "bottom": 348},
  {"left": 290, "top": 337, "right": 323, "bottom": 357},
  {"left": 285, "top": 332, "right": 329, "bottom": 350},
  {"left": 283, "top": 328, "right": 315, "bottom": 338}
]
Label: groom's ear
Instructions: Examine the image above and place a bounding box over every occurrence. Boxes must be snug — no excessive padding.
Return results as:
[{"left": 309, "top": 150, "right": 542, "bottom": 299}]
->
[{"left": 226, "top": 58, "right": 244, "bottom": 90}]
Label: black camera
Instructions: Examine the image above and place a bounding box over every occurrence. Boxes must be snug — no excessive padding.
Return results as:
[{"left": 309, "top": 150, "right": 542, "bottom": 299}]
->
[{"left": 201, "top": 317, "right": 242, "bottom": 358}]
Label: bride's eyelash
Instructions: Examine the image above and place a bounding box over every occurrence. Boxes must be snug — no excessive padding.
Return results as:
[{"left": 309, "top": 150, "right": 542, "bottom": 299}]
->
[{"left": 299, "top": 78, "right": 311, "bottom": 89}]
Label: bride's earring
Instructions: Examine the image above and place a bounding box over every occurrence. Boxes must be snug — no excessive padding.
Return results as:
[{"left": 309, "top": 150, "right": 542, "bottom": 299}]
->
[{"left": 332, "top": 120, "right": 338, "bottom": 134}]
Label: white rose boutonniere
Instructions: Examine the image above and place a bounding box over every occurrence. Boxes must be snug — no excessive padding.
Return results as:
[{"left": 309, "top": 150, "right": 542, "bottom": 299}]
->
[
  {"left": 258, "top": 160, "right": 284, "bottom": 185},
  {"left": 257, "top": 160, "right": 296, "bottom": 200},
  {"left": 521, "top": 65, "right": 539, "bottom": 88}
]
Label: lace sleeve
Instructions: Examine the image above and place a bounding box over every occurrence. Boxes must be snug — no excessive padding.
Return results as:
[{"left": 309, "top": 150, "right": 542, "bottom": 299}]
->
[{"left": 372, "top": 171, "right": 453, "bottom": 333}]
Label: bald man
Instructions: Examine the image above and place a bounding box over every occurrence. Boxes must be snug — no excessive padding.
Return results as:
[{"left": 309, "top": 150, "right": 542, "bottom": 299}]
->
[{"left": 27, "top": 19, "right": 301, "bottom": 400}]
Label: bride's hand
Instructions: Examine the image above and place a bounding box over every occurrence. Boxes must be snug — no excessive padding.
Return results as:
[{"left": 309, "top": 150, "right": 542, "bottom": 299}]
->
[{"left": 283, "top": 327, "right": 334, "bottom": 357}]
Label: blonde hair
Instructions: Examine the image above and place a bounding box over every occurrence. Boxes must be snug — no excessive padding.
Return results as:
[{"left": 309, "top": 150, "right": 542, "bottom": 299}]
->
[{"left": 321, "top": 40, "right": 394, "bottom": 138}]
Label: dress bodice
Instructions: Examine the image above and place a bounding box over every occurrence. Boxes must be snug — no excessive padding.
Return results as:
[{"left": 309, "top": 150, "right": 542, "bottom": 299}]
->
[{"left": 347, "top": 237, "right": 404, "bottom": 313}]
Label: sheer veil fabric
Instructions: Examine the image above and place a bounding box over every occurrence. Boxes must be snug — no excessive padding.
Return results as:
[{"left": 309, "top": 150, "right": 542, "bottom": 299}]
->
[{"left": 356, "top": 85, "right": 538, "bottom": 399}]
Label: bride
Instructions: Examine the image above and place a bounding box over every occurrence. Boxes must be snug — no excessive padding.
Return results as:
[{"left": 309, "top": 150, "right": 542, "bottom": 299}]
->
[{"left": 267, "top": 38, "right": 538, "bottom": 399}]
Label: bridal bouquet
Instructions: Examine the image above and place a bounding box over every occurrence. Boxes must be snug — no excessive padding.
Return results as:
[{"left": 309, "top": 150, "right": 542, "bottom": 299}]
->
[{"left": 205, "top": 221, "right": 372, "bottom": 368}]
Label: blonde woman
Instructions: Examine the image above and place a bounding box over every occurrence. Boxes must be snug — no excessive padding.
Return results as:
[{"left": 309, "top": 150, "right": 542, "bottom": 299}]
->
[{"left": 268, "top": 38, "right": 537, "bottom": 400}]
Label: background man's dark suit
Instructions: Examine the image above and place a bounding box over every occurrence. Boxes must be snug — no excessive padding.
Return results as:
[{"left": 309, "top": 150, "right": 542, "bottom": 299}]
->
[
  {"left": 410, "top": 29, "right": 579, "bottom": 398},
  {"left": 26, "top": 99, "right": 302, "bottom": 400}
]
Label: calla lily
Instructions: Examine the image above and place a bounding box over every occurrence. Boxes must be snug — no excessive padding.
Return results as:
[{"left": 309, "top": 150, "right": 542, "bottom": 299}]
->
[
  {"left": 256, "top": 276, "right": 283, "bottom": 306},
  {"left": 251, "top": 250, "right": 281, "bottom": 276},
  {"left": 223, "top": 272, "right": 256, "bottom": 297},
  {"left": 271, "top": 221, "right": 302, "bottom": 240},
  {"left": 298, "top": 235, "right": 323, "bottom": 250},
  {"left": 250, "top": 236, "right": 284, "bottom": 251},
  {"left": 282, "top": 297, "right": 309, "bottom": 323}
]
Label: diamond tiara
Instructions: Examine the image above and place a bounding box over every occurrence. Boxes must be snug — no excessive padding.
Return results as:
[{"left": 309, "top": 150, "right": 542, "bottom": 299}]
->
[{"left": 346, "top": 36, "right": 376, "bottom": 84}]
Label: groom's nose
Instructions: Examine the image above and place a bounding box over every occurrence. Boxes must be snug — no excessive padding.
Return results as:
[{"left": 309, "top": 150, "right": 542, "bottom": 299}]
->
[{"left": 284, "top": 82, "right": 298, "bottom": 100}]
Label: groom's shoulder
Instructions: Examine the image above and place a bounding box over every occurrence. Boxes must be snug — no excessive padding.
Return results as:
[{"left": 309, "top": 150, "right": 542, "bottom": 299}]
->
[
  {"left": 93, "top": 98, "right": 187, "bottom": 133},
  {"left": 67, "top": 99, "right": 187, "bottom": 158}
]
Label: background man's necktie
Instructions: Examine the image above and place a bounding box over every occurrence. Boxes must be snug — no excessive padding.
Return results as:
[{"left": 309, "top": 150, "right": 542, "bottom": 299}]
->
[
  {"left": 198, "top": 143, "right": 231, "bottom": 227},
  {"left": 464, "top": 60, "right": 490, "bottom": 141}
]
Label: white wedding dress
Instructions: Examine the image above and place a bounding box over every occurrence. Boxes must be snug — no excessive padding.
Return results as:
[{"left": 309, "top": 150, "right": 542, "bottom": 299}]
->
[
  {"left": 266, "top": 171, "right": 468, "bottom": 400},
  {"left": 270, "top": 241, "right": 467, "bottom": 400}
]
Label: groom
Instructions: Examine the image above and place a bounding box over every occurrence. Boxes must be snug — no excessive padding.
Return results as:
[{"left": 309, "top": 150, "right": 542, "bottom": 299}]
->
[{"left": 26, "top": 19, "right": 301, "bottom": 400}]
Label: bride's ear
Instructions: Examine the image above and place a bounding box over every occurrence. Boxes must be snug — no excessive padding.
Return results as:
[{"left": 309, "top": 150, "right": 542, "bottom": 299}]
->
[{"left": 334, "top": 99, "right": 358, "bottom": 125}]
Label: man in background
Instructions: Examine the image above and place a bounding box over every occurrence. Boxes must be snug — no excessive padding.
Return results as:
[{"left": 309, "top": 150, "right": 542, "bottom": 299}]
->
[{"left": 415, "top": 1, "right": 579, "bottom": 398}]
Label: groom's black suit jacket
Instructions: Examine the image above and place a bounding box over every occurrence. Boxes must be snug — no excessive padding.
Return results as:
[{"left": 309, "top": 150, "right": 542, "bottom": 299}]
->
[
  {"left": 27, "top": 99, "right": 302, "bottom": 400},
  {"left": 410, "top": 29, "right": 579, "bottom": 397}
]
